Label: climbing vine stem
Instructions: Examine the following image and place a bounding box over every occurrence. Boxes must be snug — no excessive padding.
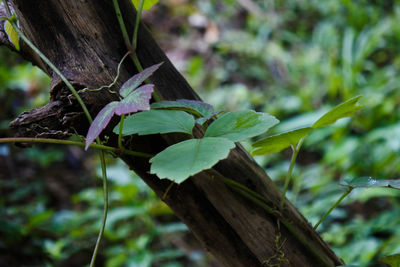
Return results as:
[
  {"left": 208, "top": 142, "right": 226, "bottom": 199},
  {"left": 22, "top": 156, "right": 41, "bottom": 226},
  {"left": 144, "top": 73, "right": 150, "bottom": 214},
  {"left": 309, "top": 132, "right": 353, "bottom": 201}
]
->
[
  {"left": 90, "top": 150, "right": 108, "bottom": 267},
  {"left": 314, "top": 186, "right": 354, "bottom": 230},
  {"left": 132, "top": 0, "right": 144, "bottom": 50},
  {"left": 0, "top": 137, "right": 153, "bottom": 158},
  {"left": 2, "top": 2, "right": 111, "bottom": 265},
  {"left": 112, "top": 0, "right": 132, "bottom": 51},
  {"left": 280, "top": 138, "right": 305, "bottom": 210},
  {"left": 210, "top": 169, "right": 332, "bottom": 267}
]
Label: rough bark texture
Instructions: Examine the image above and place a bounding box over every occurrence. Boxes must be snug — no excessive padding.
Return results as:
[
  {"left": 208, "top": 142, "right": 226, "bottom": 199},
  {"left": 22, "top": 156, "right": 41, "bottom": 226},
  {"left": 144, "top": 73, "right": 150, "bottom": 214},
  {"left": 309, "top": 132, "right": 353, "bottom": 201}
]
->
[{"left": 2, "top": 1, "right": 344, "bottom": 266}]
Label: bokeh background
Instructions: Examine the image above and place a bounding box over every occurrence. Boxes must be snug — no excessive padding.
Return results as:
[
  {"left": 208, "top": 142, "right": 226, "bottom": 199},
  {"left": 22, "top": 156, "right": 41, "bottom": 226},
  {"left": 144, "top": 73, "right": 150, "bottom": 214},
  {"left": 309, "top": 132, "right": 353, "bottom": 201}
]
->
[{"left": 1, "top": 0, "right": 400, "bottom": 266}]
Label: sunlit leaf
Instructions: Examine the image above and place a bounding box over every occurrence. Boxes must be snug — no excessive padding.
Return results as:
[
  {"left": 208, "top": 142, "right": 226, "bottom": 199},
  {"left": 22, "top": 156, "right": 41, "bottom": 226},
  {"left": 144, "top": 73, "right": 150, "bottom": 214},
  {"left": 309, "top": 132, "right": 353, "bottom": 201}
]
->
[
  {"left": 150, "top": 137, "right": 235, "bottom": 183},
  {"left": 115, "top": 84, "right": 153, "bottom": 115},
  {"left": 131, "top": 0, "right": 159, "bottom": 10},
  {"left": 114, "top": 109, "right": 195, "bottom": 136},
  {"left": 380, "top": 254, "right": 400, "bottom": 267},
  {"left": 151, "top": 99, "right": 214, "bottom": 118},
  {"left": 251, "top": 127, "right": 313, "bottom": 155},
  {"left": 204, "top": 110, "right": 279, "bottom": 142},
  {"left": 4, "top": 20, "right": 19, "bottom": 51},
  {"left": 119, "top": 62, "right": 162, "bottom": 98},
  {"left": 342, "top": 177, "right": 400, "bottom": 190},
  {"left": 312, "top": 96, "right": 362, "bottom": 129},
  {"left": 85, "top": 101, "right": 119, "bottom": 150}
]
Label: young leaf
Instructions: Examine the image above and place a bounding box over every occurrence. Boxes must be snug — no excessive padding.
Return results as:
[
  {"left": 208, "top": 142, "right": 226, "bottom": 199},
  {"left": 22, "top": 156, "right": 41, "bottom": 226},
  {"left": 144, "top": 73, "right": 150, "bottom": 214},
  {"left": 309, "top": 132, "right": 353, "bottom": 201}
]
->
[
  {"left": 204, "top": 110, "right": 279, "bottom": 142},
  {"left": 113, "top": 109, "right": 195, "bottom": 136},
  {"left": 131, "top": 0, "right": 159, "bottom": 10},
  {"left": 114, "top": 84, "right": 154, "bottom": 115},
  {"left": 119, "top": 62, "right": 163, "bottom": 98},
  {"left": 4, "top": 20, "right": 19, "bottom": 51},
  {"left": 85, "top": 101, "right": 119, "bottom": 150},
  {"left": 341, "top": 177, "right": 400, "bottom": 190},
  {"left": 312, "top": 96, "right": 362, "bottom": 129},
  {"left": 251, "top": 127, "right": 313, "bottom": 155},
  {"left": 151, "top": 99, "right": 214, "bottom": 118},
  {"left": 380, "top": 254, "right": 400, "bottom": 267},
  {"left": 150, "top": 137, "right": 235, "bottom": 183}
]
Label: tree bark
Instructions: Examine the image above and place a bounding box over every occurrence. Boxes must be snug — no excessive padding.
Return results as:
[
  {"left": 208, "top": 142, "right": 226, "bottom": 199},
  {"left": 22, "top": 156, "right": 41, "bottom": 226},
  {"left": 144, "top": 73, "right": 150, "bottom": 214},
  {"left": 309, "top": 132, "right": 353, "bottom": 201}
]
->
[{"left": 1, "top": 1, "right": 344, "bottom": 266}]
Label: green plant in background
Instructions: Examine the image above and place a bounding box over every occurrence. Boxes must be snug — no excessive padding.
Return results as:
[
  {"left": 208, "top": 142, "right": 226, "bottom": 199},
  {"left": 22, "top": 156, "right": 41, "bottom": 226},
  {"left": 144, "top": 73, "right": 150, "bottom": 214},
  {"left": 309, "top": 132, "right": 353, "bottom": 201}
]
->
[{"left": 181, "top": 1, "right": 400, "bottom": 265}]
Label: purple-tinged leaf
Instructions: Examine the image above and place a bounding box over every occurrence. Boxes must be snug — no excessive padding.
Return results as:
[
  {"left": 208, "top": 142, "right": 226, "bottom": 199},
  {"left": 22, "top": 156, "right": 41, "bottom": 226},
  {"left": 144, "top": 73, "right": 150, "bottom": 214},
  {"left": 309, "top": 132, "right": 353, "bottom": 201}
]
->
[
  {"left": 85, "top": 101, "right": 119, "bottom": 150},
  {"left": 119, "top": 62, "right": 163, "bottom": 98},
  {"left": 151, "top": 99, "right": 214, "bottom": 118},
  {"left": 115, "top": 84, "right": 154, "bottom": 115}
]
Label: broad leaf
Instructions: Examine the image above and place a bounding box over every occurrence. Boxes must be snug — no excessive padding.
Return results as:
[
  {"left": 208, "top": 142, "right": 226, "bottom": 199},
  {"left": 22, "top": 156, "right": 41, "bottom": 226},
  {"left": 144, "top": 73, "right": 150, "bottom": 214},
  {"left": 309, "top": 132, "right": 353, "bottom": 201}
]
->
[
  {"left": 204, "top": 110, "right": 279, "bottom": 142},
  {"left": 312, "top": 96, "right": 362, "bottom": 129},
  {"left": 151, "top": 99, "right": 214, "bottom": 118},
  {"left": 342, "top": 177, "right": 400, "bottom": 190},
  {"left": 85, "top": 101, "right": 119, "bottom": 150},
  {"left": 380, "top": 254, "right": 400, "bottom": 267},
  {"left": 119, "top": 63, "right": 162, "bottom": 98},
  {"left": 150, "top": 137, "right": 235, "bottom": 183},
  {"left": 4, "top": 20, "right": 19, "bottom": 51},
  {"left": 115, "top": 84, "right": 153, "bottom": 115},
  {"left": 114, "top": 109, "right": 195, "bottom": 136},
  {"left": 131, "top": 0, "right": 159, "bottom": 10},
  {"left": 252, "top": 127, "right": 313, "bottom": 155}
]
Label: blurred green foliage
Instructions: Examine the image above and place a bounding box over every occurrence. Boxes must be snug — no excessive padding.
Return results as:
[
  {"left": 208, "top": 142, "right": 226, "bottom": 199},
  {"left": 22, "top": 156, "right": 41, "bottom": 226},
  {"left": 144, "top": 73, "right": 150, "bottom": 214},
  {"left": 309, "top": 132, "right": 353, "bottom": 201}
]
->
[
  {"left": 178, "top": 0, "right": 400, "bottom": 266},
  {"left": 2, "top": 0, "right": 400, "bottom": 266}
]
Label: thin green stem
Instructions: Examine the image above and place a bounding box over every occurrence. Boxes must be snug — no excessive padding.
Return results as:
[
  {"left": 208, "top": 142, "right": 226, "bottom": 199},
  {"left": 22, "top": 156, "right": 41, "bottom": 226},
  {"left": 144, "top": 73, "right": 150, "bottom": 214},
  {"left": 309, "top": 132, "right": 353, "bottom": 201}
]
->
[
  {"left": 112, "top": 0, "right": 132, "bottom": 50},
  {"left": 128, "top": 0, "right": 161, "bottom": 102},
  {"left": 211, "top": 169, "right": 331, "bottom": 267},
  {"left": 223, "top": 177, "right": 280, "bottom": 217},
  {"left": 111, "top": 0, "right": 143, "bottom": 75},
  {"left": 314, "top": 187, "right": 353, "bottom": 230},
  {"left": 80, "top": 51, "right": 131, "bottom": 95},
  {"left": 162, "top": 181, "right": 176, "bottom": 200},
  {"left": 3, "top": 2, "right": 93, "bottom": 124},
  {"left": 90, "top": 150, "right": 108, "bottom": 267},
  {"left": 280, "top": 138, "right": 305, "bottom": 210},
  {"left": 131, "top": 53, "right": 143, "bottom": 71},
  {"left": 132, "top": 0, "right": 145, "bottom": 50},
  {"left": 211, "top": 168, "right": 279, "bottom": 215},
  {"left": 0, "top": 137, "right": 153, "bottom": 158}
]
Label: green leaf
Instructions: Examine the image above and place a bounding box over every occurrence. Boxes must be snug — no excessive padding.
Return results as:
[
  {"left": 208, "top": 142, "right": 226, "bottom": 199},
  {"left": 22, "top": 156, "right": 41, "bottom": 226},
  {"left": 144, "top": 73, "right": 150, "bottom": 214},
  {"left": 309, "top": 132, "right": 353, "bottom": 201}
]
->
[
  {"left": 131, "top": 0, "right": 159, "bottom": 10},
  {"left": 204, "top": 110, "right": 279, "bottom": 142},
  {"left": 342, "top": 177, "right": 400, "bottom": 190},
  {"left": 251, "top": 127, "right": 313, "bottom": 155},
  {"left": 150, "top": 137, "right": 235, "bottom": 183},
  {"left": 380, "top": 254, "right": 400, "bottom": 267},
  {"left": 114, "top": 109, "right": 195, "bottom": 136},
  {"left": 151, "top": 99, "right": 214, "bottom": 118},
  {"left": 4, "top": 20, "right": 19, "bottom": 51},
  {"left": 312, "top": 96, "right": 362, "bottom": 129}
]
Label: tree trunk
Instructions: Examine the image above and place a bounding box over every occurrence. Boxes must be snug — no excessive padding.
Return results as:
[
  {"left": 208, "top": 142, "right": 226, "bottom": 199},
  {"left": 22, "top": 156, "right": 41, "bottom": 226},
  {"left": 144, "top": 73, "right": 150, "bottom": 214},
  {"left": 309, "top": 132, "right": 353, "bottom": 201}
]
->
[{"left": 1, "top": 1, "right": 344, "bottom": 266}]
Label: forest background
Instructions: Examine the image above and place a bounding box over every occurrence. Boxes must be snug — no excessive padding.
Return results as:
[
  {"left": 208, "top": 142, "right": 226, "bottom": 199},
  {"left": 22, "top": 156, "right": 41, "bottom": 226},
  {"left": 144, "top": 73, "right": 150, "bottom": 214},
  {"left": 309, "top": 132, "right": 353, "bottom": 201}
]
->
[{"left": 1, "top": 0, "right": 400, "bottom": 266}]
